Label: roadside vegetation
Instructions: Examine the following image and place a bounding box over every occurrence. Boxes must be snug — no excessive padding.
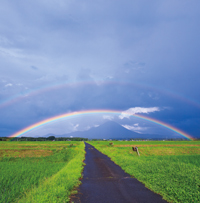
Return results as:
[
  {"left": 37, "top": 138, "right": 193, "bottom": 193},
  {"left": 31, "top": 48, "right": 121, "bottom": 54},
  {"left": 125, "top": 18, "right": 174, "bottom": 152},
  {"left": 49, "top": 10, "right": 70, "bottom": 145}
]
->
[
  {"left": 90, "top": 140, "right": 200, "bottom": 203},
  {"left": 0, "top": 141, "right": 85, "bottom": 203}
]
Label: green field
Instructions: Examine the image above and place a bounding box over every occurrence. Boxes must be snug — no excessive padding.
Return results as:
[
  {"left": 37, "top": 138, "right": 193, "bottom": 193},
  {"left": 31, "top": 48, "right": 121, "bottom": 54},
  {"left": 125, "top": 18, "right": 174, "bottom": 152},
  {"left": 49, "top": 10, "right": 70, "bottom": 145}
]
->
[
  {"left": 1, "top": 140, "right": 200, "bottom": 203},
  {"left": 89, "top": 140, "right": 200, "bottom": 203},
  {"left": 0, "top": 141, "right": 85, "bottom": 203}
]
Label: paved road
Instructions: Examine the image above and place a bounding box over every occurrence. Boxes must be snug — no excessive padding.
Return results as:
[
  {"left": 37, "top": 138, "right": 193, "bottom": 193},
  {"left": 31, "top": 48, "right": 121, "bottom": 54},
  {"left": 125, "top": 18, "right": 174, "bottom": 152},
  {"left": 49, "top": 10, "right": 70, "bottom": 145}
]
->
[{"left": 70, "top": 143, "right": 167, "bottom": 203}]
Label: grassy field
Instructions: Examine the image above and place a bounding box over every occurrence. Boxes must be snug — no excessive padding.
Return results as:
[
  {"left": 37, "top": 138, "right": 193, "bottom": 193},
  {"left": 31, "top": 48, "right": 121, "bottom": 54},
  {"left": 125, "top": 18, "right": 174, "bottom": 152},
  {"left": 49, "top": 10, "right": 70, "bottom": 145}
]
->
[
  {"left": 1, "top": 140, "right": 199, "bottom": 202},
  {"left": 0, "top": 141, "right": 85, "bottom": 203},
  {"left": 90, "top": 140, "right": 200, "bottom": 203}
]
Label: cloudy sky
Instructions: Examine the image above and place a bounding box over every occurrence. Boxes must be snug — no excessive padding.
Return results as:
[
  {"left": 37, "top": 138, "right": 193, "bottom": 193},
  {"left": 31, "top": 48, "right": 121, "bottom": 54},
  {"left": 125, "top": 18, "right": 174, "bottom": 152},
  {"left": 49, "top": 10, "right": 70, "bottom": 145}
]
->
[{"left": 0, "top": 0, "right": 200, "bottom": 139}]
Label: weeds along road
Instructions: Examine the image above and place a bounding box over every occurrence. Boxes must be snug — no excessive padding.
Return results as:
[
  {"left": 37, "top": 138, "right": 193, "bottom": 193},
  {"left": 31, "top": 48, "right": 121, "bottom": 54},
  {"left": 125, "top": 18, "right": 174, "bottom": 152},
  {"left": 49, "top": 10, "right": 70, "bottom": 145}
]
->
[{"left": 70, "top": 143, "right": 167, "bottom": 203}]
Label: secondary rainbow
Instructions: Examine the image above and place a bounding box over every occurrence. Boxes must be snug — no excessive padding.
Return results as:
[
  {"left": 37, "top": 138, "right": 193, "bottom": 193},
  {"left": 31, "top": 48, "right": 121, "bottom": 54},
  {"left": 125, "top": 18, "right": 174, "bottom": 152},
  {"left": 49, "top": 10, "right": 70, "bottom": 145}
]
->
[
  {"left": 9, "top": 109, "right": 195, "bottom": 140},
  {"left": 1, "top": 80, "right": 200, "bottom": 110}
]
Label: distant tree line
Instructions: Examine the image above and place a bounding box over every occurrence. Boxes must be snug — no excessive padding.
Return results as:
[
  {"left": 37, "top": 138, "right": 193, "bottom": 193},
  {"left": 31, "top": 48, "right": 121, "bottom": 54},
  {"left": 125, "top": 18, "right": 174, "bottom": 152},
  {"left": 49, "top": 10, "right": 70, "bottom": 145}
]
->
[
  {"left": 0, "top": 137, "right": 198, "bottom": 141},
  {"left": 0, "top": 136, "right": 88, "bottom": 141}
]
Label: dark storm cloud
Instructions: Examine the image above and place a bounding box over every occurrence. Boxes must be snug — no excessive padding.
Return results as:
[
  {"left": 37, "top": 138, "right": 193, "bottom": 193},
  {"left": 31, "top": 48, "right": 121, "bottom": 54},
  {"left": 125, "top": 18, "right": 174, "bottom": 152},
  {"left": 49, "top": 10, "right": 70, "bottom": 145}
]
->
[{"left": 0, "top": 0, "right": 200, "bottom": 138}]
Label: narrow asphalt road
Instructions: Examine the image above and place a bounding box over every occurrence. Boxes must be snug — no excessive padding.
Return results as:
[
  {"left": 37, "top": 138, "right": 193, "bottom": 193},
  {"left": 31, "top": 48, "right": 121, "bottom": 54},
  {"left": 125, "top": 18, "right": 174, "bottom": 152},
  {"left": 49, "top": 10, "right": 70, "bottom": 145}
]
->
[{"left": 70, "top": 143, "right": 167, "bottom": 203}]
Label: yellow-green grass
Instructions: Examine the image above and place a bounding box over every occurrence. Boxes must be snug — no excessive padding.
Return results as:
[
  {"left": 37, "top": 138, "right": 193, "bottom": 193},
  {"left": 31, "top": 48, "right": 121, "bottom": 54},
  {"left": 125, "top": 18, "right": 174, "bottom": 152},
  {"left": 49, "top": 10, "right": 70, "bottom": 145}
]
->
[
  {"left": 0, "top": 141, "right": 78, "bottom": 150},
  {"left": 0, "top": 141, "right": 79, "bottom": 158},
  {"left": 0, "top": 141, "right": 85, "bottom": 203},
  {"left": 90, "top": 140, "right": 200, "bottom": 203}
]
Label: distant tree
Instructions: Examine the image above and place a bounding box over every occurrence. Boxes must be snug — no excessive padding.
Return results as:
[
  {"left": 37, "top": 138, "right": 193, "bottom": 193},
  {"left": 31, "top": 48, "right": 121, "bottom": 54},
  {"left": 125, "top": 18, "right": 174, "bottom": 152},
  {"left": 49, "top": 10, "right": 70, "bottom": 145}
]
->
[{"left": 47, "top": 136, "right": 55, "bottom": 141}]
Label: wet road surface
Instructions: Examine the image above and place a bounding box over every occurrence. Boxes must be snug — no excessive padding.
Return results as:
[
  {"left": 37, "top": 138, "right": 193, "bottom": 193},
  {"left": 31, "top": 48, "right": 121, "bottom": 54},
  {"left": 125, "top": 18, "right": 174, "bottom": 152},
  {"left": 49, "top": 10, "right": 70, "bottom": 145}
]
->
[{"left": 70, "top": 143, "right": 167, "bottom": 203}]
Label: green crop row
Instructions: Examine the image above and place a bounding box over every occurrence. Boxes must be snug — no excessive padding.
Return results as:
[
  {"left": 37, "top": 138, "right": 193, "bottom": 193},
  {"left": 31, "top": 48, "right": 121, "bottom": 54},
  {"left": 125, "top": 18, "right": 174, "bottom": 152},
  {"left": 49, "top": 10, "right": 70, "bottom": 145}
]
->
[
  {"left": 89, "top": 140, "right": 200, "bottom": 146},
  {"left": 90, "top": 141, "right": 200, "bottom": 203},
  {"left": 0, "top": 141, "right": 78, "bottom": 150},
  {"left": 0, "top": 142, "right": 85, "bottom": 203}
]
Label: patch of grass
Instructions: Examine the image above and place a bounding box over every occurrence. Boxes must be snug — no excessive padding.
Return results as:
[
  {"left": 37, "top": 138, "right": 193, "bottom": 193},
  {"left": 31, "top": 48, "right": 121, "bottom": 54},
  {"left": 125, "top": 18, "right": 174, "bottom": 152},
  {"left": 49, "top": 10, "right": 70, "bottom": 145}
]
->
[
  {"left": 0, "top": 141, "right": 85, "bottom": 203},
  {"left": 138, "top": 146, "right": 200, "bottom": 156},
  {"left": 0, "top": 149, "right": 53, "bottom": 157},
  {"left": 90, "top": 141, "right": 200, "bottom": 203},
  {"left": 18, "top": 142, "right": 85, "bottom": 203}
]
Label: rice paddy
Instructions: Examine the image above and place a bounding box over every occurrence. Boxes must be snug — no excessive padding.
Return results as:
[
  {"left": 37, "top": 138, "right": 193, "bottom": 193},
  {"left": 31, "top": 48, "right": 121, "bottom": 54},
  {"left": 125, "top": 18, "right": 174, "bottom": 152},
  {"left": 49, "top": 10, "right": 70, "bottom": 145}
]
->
[
  {"left": 90, "top": 140, "right": 200, "bottom": 203},
  {"left": 1, "top": 140, "right": 200, "bottom": 202},
  {"left": 0, "top": 141, "right": 85, "bottom": 203}
]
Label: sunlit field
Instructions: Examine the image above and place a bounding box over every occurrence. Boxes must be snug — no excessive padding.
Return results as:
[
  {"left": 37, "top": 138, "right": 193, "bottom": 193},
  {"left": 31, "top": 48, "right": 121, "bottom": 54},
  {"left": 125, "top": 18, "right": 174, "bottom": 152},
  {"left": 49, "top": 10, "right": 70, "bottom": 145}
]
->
[
  {"left": 0, "top": 141, "right": 85, "bottom": 203},
  {"left": 1, "top": 140, "right": 200, "bottom": 202},
  {"left": 90, "top": 140, "right": 200, "bottom": 203}
]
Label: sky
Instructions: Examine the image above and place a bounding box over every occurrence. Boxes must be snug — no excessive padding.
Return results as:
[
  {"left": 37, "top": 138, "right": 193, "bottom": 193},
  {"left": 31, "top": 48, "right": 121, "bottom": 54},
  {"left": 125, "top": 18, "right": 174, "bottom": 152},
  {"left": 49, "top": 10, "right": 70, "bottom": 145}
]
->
[{"left": 0, "top": 0, "right": 200, "bottom": 139}]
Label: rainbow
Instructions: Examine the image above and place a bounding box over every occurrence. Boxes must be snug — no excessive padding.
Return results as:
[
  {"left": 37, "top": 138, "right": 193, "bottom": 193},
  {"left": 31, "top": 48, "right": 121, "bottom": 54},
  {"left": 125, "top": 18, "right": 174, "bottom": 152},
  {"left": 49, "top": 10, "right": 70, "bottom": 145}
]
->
[
  {"left": 1, "top": 80, "right": 200, "bottom": 110},
  {"left": 9, "top": 109, "right": 195, "bottom": 140}
]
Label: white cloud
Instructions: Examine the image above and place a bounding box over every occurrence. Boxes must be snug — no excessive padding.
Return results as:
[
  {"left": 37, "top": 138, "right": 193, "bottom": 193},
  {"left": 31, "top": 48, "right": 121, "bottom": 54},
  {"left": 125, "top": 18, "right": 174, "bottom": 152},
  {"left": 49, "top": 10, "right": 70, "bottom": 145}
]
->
[
  {"left": 5, "top": 83, "right": 13, "bottom": 87},
  {"left": 72, "top": 124, "right": 79, "bottom": 131},
  {"left": 119, "top": 107, "right": 160, "bottom": 119},
  {"left": 122, "top": 124, "right": 147, "bottom": 133},
  {"left": 69, "top": 122, "right": 79, "bottom": 132}
]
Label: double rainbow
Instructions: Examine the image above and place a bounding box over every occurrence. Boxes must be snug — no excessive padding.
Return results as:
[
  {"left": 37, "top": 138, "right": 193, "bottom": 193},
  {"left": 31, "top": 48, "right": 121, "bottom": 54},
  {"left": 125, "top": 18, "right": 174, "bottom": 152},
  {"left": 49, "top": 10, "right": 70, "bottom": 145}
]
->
[
  {"left": 9, "top": 109, "right": 195, "bottom": 140},
  {"left": 1, "top": 81, "right": 200, "bottom": 110}
]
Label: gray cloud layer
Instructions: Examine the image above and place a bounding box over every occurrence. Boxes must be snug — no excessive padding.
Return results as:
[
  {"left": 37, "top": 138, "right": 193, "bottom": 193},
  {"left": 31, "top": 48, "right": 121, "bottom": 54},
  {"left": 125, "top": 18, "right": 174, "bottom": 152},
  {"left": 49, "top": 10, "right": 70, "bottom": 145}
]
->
[{"left": 0, "top": 0, "right": 200, "bottom": 138}]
